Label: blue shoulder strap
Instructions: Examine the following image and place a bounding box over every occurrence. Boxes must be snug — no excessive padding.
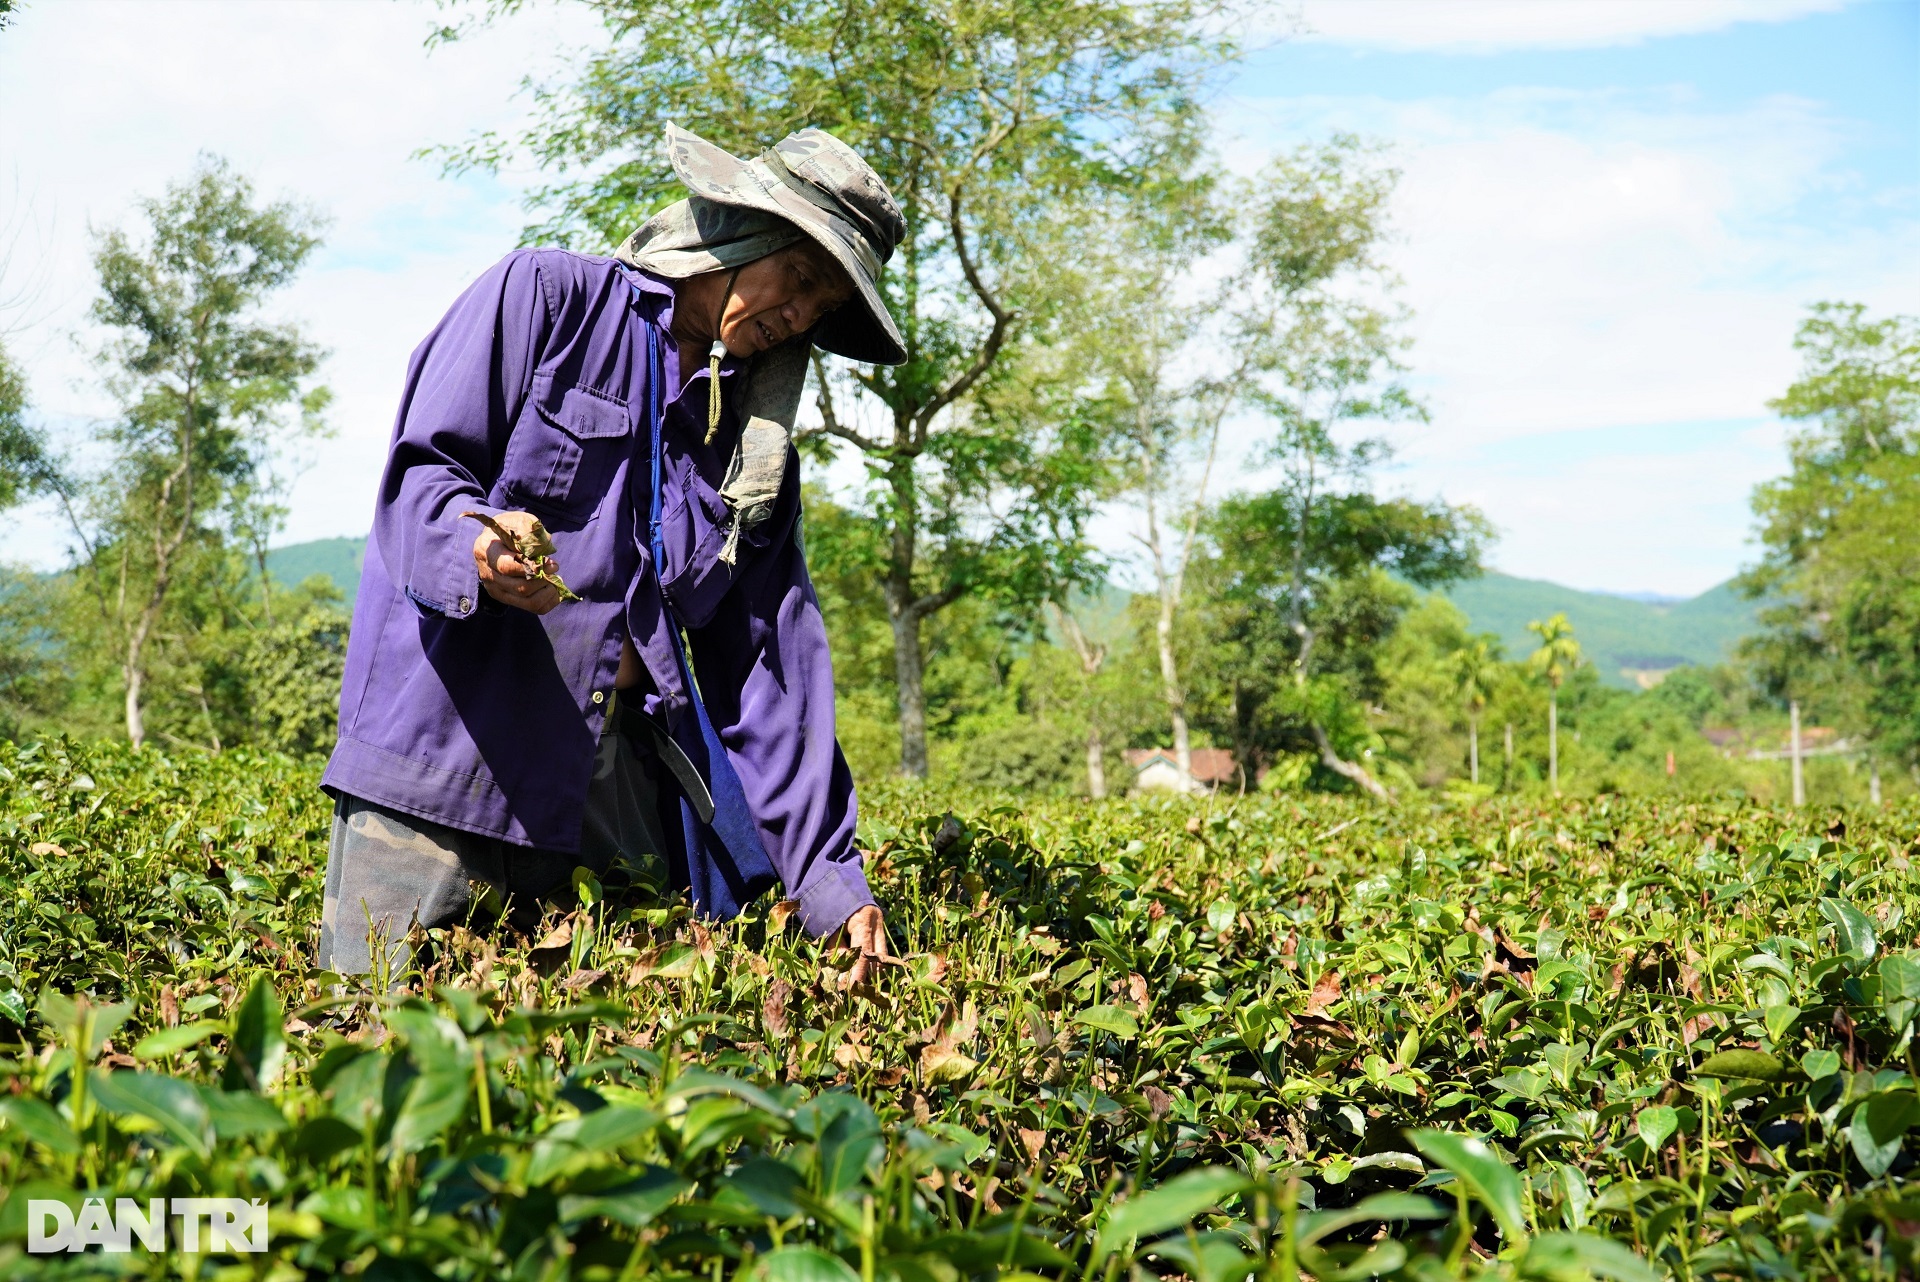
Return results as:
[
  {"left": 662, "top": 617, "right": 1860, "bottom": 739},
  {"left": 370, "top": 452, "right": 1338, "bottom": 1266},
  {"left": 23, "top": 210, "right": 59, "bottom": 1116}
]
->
[{"left": 640, "top": 320, "right": 778, "bottom": 919}]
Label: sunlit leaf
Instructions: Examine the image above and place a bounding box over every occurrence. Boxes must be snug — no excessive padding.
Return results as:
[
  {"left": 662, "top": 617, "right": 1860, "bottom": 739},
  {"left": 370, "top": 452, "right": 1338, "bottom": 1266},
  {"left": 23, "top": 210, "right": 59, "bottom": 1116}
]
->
[
  {"left": 1095, "top": 1167, "right": 1250, "bottom": 1261},
  {"left": 133, "top": 1021, "right": 221, "bottom": 1060},
  {"left": 1880, "top": 954, "right": 1920, "bottom": 1033},
  {"left": 1076, "top": 1005, "right": 1140, "bottom": 1038},
  {"left": 1820, "top": 898, "right": 1877, "bottom": 963},
  {"left": 1409, "top": 1130, "right": 1528, "bottom": 1243},
  {"left": 0, "top": 1098, "right": 79, "bottom": 1155},
  {"left": 1635, "top": 1106, "right": 1678, "bottom": 1151},
  {"left": 91, "top": 1070, "right": 211, "bottom": 1156},
  {"left": 1519, "top": 1232, "right": 1659, "bottom": 1282},
  {"left": 1801, "top": 1049, "right": 1843, "bottom": 1081},
  {"left": 222, "top": 974, "right": 286, "bottom": 1093},
  {"left": 742, "top": 1246, "right": 860, "bottom": 1282},
  {"left": 1695, "top": 1049, "right": 1784, "bottom": 1081}
]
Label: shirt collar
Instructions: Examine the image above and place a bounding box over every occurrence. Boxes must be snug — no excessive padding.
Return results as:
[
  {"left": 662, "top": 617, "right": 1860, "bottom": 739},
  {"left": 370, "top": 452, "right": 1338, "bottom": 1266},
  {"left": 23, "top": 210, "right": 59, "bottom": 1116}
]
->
[{"left": 621, "top": 265, "right": 746, "bottom": 377}]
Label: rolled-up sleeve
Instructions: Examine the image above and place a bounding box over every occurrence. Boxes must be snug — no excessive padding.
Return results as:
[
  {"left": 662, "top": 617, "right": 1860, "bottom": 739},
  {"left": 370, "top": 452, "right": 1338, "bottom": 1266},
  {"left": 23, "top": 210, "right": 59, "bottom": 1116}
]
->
[
  {"left": 688, "top": 461, "right": 872, "bottom": 937},
  {"left": 375, "top": 251, "right": 551, "bottom": 618}
]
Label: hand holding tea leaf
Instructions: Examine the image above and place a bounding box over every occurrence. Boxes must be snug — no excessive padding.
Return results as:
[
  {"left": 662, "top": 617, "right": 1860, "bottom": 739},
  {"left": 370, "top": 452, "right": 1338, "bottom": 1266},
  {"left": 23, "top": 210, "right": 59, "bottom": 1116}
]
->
[{"left": 465, "top": 510, "right": 581, "bottom": 612}]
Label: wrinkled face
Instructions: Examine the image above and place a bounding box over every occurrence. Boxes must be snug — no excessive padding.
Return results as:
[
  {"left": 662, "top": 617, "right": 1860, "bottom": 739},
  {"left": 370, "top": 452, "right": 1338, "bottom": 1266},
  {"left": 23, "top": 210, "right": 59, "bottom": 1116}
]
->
[{"left": 714, "top": 241, "right": 855, "bottom": 356}]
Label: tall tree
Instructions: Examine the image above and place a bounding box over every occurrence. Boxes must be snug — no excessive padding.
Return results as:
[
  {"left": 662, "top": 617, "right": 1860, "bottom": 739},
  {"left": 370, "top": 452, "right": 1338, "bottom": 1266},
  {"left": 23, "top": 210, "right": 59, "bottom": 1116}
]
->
[
  {"left": 1451, "top": 636, "right": 1499, "bottom": 785},
  {"left": 1067, "top": 170, "right": 1230, "bottom": 787},
  {"left": 1194, "top": 492, "right": 1486, "bottom": 794},
  {"left": 1741, "top": 303, "right": 1920, "bottom": 778},
  {"left": 1527, "top": 612, "right": 1580, "bottom": 795},
  {"left": 1244, "top": 138, "right": 1430, "bottom": 798},
  {"left": 75, "top": 157, "right": 328, "bottom": 747},
  {"left": 437, "top": 0, "right": 1237, "bottom": 776},
  {"left": 1049, "top": 603, "right": 1111, "bottom": 798}
]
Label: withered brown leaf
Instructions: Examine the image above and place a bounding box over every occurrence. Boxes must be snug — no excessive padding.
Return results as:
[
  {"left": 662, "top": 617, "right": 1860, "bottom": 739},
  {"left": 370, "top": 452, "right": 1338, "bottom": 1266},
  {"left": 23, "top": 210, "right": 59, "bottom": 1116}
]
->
[{"left": 462, "top": 510, "right": 582, "bottom": 603}]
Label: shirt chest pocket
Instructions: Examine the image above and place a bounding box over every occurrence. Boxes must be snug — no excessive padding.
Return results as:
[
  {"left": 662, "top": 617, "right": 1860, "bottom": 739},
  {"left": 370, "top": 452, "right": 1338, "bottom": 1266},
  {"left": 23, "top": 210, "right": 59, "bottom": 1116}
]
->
[{"left": 499, "top": 374, "right": 632, "bottom": 517}]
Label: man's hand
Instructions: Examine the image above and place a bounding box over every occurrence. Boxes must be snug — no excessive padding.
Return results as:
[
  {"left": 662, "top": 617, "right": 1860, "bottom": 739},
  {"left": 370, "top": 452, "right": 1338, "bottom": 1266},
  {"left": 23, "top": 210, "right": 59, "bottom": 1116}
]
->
[
  {"left": 843, "top": 904, "right": 891, "bottom": 988},
  {"left": 473, "top": 510, "right": 562, "bottom": 615}
]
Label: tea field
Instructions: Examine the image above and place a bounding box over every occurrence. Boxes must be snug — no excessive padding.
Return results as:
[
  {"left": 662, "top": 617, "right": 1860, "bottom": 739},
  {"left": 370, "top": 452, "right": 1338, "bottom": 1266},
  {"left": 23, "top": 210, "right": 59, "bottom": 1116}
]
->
[{"left": 0, "top": 739, "right": 1917, "bottom": 1279}]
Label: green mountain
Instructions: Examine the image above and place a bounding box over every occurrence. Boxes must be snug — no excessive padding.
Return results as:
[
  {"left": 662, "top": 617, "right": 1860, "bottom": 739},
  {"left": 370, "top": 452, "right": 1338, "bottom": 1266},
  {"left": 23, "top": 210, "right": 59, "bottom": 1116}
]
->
[
  {"left": 1442, "top": 572, "right": 1759, "bottom": 688},
  {"left": 266, "top": 536, "right": 365, "bottom": 602},
  {"left": 262, "top": 537, "right": 1760, "bottom": 689}
]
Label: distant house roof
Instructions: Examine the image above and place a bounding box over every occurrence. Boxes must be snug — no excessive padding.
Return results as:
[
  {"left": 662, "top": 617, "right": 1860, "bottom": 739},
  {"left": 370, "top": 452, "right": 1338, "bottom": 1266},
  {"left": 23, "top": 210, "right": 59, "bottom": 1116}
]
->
[{"left": 1123, "top": 747, "right": 1238, "bottom": 785}]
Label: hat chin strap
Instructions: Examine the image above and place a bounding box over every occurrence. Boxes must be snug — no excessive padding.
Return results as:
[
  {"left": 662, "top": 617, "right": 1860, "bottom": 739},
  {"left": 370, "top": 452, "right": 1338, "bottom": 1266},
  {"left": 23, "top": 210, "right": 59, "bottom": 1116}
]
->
[{"left": 705, "top": 267, "right": 742, "bottom": 446}]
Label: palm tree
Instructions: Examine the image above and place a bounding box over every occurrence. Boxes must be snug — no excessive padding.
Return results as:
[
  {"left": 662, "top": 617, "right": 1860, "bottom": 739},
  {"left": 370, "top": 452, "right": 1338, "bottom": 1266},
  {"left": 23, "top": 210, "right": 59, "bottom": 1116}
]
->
[
  {"left": 1450, "top": 637, "right": 1500, "bottom": 785},
  {"left": 1527, "top": 613, "right": 1581, "bottom": 795}
]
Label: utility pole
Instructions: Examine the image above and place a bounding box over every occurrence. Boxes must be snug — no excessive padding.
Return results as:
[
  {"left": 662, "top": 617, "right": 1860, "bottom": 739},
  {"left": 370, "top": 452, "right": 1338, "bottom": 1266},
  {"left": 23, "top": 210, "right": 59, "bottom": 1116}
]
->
[{"left": 1789, "top": 700, "right": 1805, "bottom": 808}]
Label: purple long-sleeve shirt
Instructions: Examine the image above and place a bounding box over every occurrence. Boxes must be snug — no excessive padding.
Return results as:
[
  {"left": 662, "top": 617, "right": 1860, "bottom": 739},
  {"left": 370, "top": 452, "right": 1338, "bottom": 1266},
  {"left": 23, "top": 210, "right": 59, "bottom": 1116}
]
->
[{"left": 323, "top": 248, "right": 873, "bottom": 936}]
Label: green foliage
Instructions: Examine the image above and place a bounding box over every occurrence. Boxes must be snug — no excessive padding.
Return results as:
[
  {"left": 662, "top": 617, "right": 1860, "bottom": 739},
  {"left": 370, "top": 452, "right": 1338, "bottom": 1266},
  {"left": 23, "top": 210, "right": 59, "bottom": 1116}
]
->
[
  {"left": 1527, "top": 614, "right": 1581, "bottom": 691},
  {"left": 1742, "top": 301, "right": 1920, "bottom": 769},
  {"left": 66, "top": 155, "right": 330, "bottom": 747},
  {"left": 1442, "top": 575, "right": 1757, "bottom": 690},
  {"left": 203, "top": 589, "right": 349, "bottom": 756},
  {"left": 1, "top": 741, "right": 1920, "bottom": 1275},
  {"left": 440, "top": 0, "right": 1238, "bottom": 777},
  {"left": 0, "top": 337, "right": 51, "bottom": 511},
  {"left": 1189, "top": 480, "right": 1487, "bottom": 781}
]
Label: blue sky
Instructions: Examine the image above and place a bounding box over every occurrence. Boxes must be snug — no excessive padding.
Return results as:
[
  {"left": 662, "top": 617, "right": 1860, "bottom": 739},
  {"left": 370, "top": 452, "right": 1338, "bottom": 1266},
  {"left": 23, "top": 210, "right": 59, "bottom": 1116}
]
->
[
  {"left": 0, "top": 0, "right": 1914, "bottom": 596},
  {"left": 1166, "top": 0, "right": 1919, "bottom": 596}
]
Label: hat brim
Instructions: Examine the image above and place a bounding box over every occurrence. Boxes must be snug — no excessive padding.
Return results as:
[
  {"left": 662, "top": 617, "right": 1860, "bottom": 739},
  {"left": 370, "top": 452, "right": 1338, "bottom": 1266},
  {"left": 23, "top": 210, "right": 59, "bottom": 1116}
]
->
[{"left": 666, "top": 126, "right": 908, "bottom": 367}]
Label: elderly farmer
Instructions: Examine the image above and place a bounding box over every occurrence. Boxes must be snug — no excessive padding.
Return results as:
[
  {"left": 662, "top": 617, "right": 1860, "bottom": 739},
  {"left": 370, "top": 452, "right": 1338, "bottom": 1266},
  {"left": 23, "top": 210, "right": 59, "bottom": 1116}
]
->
[{"left": 316, "top": 124, "right": 899, "bottom": 980}]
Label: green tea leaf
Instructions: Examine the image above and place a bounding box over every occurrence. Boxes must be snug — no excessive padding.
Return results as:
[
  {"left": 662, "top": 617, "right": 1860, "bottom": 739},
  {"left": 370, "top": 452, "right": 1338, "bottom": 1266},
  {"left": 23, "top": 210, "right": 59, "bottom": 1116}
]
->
[
  {"left": 559, "top": 1166, "right": 691, "bottom": 1227},
  {"left": 222, "top": 974, "right": 285, "bottom": 1093},
  {"left": 200, "top": 1087, "right": 288, "bottom": 1139},
  {"left": 0, "top": 1097, "right": 79, "bottom": 1155},
  {"left": 1636, "top": 1106, "right": 1678, "bottom": 1151},
  {"left": 1409, "top": 1130, "right": 1528, "bottom": 1243},
  {"left": 386, "top": 1007, "right": 469, "bottom": 1079},
  {"left": 90, "top": 1070, "right": 211, "bottom": 1156},
  {"left": 1879, "top": 954, "right": 1920, "bottom": 1034},
  {"left": 1095, "top": 1166, "right": 1250, "bottom": 1261},
  {"left": 1695, "top": 1049, "right": 1785, "bottom": 1081},
  {"left": 1801, "top": 1049, "right": 1843, "bottom": 1081},
  {"left": 1520, "top": 1232, "right": 1660, "bottom": 1282},
  {"left": 742, "top": 1246, "right": 860, "bottom": 1282},
  {"left": 528, "top": 1106, "right": 660, "bottom": 1185},
  {"left": 300, "top": 1186, "right": 375, "bottom": 1231},
  {"left": 1299, "top": 1192, "right": 1447, "bottom": 1246},
  {"left": 386, "top": 1007, "right": 472, "bottom": 1153},
  {"left": 1820, "top": 898, "right": 1877, "bottom": 963},
  {"left": 1851, "top": 1092, "right": 1919, "bottom": 1178},
  {"left": 133, "top": 1020, "right": 221, "bottom": 1060},
  {"left": 1076, "top": 1005, "right": 1140, "bottom": 1039}
]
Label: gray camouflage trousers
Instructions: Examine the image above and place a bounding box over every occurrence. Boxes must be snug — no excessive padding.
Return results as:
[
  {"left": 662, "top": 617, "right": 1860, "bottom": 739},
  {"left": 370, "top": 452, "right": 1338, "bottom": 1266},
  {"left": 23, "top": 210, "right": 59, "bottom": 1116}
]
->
[{"left": 317, "top": 702, "right": 671, "bottom": 976}]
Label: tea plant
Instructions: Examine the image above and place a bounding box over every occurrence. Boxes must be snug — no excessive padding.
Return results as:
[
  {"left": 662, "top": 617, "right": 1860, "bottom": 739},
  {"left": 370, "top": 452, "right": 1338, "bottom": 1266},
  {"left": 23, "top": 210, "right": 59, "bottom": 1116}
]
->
[{"left": 0, "top": 737, "right": 1915, "bottom": 1278}]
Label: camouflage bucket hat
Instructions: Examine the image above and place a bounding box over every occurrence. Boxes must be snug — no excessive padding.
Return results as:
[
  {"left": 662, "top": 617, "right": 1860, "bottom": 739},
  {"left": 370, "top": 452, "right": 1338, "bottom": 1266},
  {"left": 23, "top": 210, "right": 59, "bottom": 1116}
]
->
[{"left": 661, "top": 122, "right": 908, "bottom": 366}]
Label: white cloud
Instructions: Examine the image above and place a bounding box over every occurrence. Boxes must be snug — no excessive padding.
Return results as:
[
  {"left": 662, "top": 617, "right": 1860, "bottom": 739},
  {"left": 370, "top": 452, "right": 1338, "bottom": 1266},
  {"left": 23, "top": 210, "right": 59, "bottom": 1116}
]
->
[
  {"left": 0, "top": 1, "right": 1906, "bottom": 601},
  {"left": 1201, "top": 83, "right": 1919, "bottom": 593},
  {"left": 1288, "top": 0, "right": 1851, "bottom": 53},
  {"left": 0, "top": 0, "right": 602, "bottom": 568}
]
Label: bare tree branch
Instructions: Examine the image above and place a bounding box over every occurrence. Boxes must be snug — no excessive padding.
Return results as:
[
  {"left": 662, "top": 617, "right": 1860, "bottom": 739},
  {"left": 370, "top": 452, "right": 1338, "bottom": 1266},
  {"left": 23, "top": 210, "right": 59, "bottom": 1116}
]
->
[{"left": 910, "top": 184, "right": 1013, "bottom": 443}]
